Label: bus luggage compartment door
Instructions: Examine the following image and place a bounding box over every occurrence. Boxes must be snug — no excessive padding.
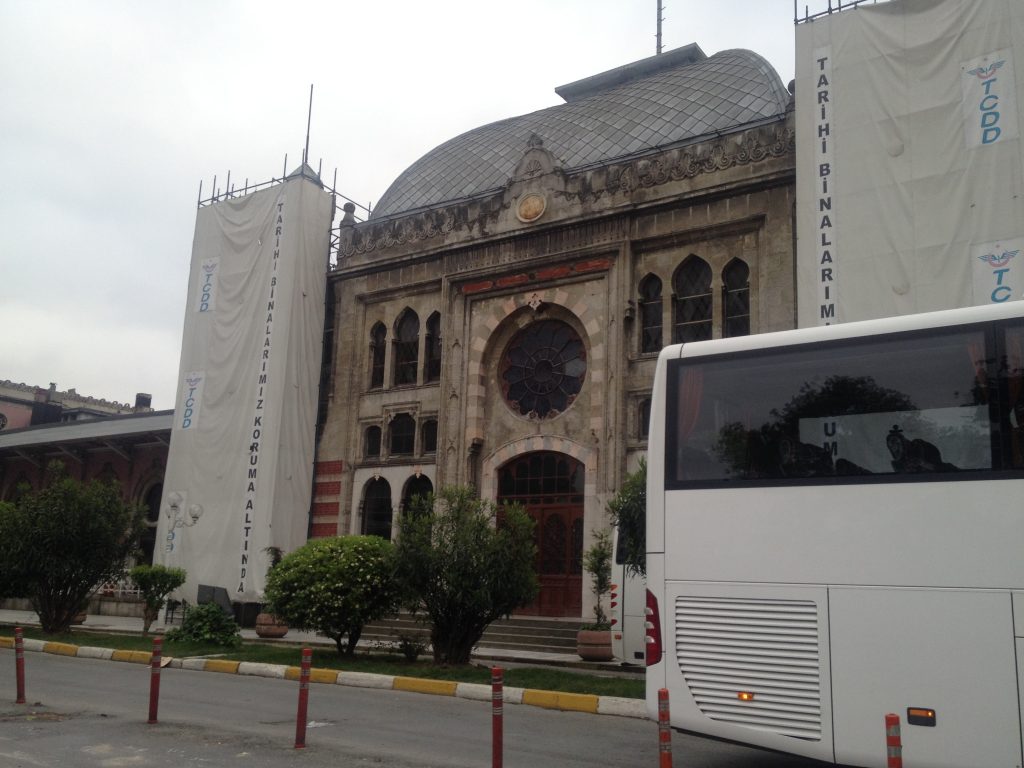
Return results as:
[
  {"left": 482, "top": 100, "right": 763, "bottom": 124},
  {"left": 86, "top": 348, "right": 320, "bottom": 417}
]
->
[{"left": 829, "top": 587, "right": 1020, "bottom": 768}]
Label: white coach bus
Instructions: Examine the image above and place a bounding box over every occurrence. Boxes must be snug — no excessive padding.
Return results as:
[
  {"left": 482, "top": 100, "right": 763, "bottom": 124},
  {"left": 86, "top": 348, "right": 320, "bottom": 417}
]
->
[{"left": 644, "top": 302, "right": 1024, "bottom": 768}]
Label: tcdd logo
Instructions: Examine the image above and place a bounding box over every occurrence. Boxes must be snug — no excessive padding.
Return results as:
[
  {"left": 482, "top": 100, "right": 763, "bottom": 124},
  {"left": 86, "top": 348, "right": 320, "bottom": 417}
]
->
[
  {"left": 978, "top": 249, "right": 1019, "bottom": 302},
  {"left": 967, "top": 60, "right": 1007, "bottom": 145}
]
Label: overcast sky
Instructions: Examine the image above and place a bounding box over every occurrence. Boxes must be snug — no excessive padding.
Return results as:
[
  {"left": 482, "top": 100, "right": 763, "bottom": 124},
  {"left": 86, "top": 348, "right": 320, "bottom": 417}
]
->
[{"left": 0, "top": 0, "right": 800, "bottom": 410}]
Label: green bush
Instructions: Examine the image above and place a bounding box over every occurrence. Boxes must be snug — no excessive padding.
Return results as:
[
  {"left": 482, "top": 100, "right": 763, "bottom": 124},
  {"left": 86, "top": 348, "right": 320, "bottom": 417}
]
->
[
  {"left": 394, "top": 486, "right": 537, "bottom": 665},
  {"left": 582, "top": 529, "right": 613, "bottom": 630},
  {"left": 129, "top": 564, "right": 186, "bottom": 634},
  {"left": 607, "top": 458, "right": 646, "bottom": 577},
  {"left": 166, "top": 602, "right": 241, "bottom": 648},
  {"left": 264, "top": 536, "right": 399, "bottom": 656},
  {"left": 0, "top": 462, "right": 145, "bottom": 633}
]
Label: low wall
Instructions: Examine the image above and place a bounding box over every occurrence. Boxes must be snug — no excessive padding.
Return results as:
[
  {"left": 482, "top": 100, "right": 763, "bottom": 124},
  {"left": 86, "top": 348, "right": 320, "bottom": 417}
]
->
[{"left": 1, "top": 596, "right": 145, "bottom": 618}]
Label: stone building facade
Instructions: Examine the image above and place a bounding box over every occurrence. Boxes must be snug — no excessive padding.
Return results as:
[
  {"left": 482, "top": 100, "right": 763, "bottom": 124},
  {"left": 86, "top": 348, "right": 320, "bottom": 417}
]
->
[{"left": 313, "top": 45, "right": 798, "bottom": 617}]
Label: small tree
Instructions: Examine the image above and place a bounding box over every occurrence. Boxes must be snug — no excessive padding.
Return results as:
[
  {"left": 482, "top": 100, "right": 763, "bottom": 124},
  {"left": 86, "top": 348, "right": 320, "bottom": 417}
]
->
[
  {"left": 0, "top": 462, "right": 144, "bottom": 634},
  {"left": 607, "top": 458, "right": 646, "bottom": 577},
  {"left": 394, "top": 486, "right": 538, "bottom": 665},
  {"left": 264, "top": 536, "right": 399, "bottom": 656},
  {"left": 582, "top": 529, "right": 613, "bottom": 630},
  {"left": 130, "top": 564, "right": 186, "bottom": 634}
]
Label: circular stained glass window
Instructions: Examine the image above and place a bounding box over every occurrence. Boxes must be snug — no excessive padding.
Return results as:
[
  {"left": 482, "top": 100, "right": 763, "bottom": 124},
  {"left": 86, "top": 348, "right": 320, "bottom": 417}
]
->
[{"left": 500, "top": 320, "right": 586, "bottom": 419}]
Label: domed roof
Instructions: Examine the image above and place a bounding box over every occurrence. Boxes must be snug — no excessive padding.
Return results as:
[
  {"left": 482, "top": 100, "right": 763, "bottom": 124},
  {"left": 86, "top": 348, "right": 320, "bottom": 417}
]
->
[{"left": 371, "top": 48, "right": 789, "bottom": 219}]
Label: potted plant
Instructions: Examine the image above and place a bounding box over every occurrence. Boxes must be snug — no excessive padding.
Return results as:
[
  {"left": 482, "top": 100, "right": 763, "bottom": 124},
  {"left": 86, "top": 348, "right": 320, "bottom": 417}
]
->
[
  {"left": 255, "top": 546, "right": 289, "bottom": 638},
  {"left": 577, "top": 528, "right": 614, "bottom": 661}
]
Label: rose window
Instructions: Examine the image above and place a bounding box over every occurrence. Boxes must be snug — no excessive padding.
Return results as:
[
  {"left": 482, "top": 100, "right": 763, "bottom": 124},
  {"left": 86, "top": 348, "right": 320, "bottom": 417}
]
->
[{"left": 500, "top": 320, "right": 586, "bottom": 418}]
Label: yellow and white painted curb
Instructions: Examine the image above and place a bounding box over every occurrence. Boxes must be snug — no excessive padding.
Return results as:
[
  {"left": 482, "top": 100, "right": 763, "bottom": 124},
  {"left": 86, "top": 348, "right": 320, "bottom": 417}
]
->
[{"left": 0, "top": 635, "right": 646, "bottom": 719}]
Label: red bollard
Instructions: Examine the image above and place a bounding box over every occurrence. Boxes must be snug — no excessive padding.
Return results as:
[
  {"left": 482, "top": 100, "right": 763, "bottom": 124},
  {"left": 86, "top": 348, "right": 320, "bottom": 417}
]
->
[
  {"left": 885, "top": 713, "right": 903, "bottom": 768},
  {"left": 658, "top": 688, "right": 673, "bottom": 768},
  {"left": 294, "top": 648, "right": 312, "bottom": 749},
  {"left": 14, "top": 627, "right": 25, "bottom": 704},
  {"left": 492, "top": 666, "right": 503, "bottom": 768},
  {"left": 148, "top": 637, "right": 162, "bottom": 724}
]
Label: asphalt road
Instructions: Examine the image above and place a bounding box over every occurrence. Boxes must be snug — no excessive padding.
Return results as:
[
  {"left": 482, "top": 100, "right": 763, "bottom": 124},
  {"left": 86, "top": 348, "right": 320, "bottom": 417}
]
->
[{"left": 0, "top": 649, "right": 831, "bottom": 767}]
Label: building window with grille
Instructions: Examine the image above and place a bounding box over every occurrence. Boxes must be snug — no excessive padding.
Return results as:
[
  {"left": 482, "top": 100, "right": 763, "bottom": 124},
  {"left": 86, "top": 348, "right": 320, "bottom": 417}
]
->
[
  {"left": 389, "top": 413, "right": 416, "bottom": 455},
  {"left": 393, "top": 310, "right": 419, "bottom": 386},
  {"left": 424, "top": 311, "right": 442, "bottom": 383},
  {"left": 421, "top": 418, "right": 438, "bottom": 454},
  {"left": 365, "top": 425, "right": 381, "bottom": 458},
  {"left": 638, "top": 274, "right": 663, "bottom": 354},
  {"left": 499, "top": 320, "right": 587, "bottom": 419},
  {"left": 673, "top": 256, "right": 712, "bottom": 343},
  {"left": 369, "top": 322, "right": 387, "bottom": 389},
  {"left": 722, "top": 258, "right": 750, "bottom": 338}
]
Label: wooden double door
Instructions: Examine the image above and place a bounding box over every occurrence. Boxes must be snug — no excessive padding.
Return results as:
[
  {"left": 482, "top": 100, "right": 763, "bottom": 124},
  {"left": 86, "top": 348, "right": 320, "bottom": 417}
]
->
[{"left": 497, "top": 452, "right": 584, "bottom": 617}]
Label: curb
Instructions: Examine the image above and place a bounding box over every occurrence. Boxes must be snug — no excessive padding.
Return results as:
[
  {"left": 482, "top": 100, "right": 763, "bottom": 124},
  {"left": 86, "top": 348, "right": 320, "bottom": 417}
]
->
[{"left": 1, "top": 636, "right": 647, "bottom": 719}]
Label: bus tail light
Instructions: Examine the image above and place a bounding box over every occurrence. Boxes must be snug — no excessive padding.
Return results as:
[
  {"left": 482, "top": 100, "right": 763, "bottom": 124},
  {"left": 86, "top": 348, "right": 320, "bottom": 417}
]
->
[{"left": 644, "top": 588, "right": 663, "bottom": 666}]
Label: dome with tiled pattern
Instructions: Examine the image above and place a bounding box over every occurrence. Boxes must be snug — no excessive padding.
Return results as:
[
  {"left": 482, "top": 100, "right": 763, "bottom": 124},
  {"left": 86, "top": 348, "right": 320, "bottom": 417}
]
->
[{"left": 371, "top": 48, "right": 789, "bottom": 219}]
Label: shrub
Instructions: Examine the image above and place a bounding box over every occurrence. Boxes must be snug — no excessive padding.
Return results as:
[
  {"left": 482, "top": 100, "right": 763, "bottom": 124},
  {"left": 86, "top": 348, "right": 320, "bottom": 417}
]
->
[
  {"left": 0, "top": 462, "right": 145, "bottom": 633},
  {"left": 166, "top": 602, "right": 241, "bottom": 647},
  {"left": 264, "top": 536, "right": 399, "bottom": 656},
  {"left": 394, "top": 486, "right": 537, "bottom": 665},
  {"left": 607, "top": 458, "right": 646, "bottom": 577},
  {"left": 129, "top": 564, "right": 187, "bottom": 634}
]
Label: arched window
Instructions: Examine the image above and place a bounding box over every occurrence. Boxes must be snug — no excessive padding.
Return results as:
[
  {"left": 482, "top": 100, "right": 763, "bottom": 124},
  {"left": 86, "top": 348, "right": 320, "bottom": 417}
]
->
[
  {"left": 363, "top": 477, "right": 393, "bottom": 539},
  {"left": 365, "top": 426, "right": 381, "bottom": 458},
  {"left": 424, "top": 312, "right": 442, "bottom": 383},
  {"left": 393, "top": 309, "right": 419, "bottom": 386},
  {"left": 638, "top": 274, "right": 663, "bottom": 353},
  {"left": 421, "top": 419, "right": 438, "bottom": 454},
  {"left": 369, "top": 322, "right": 387, "bottom": 389},
  {"left": 723, "top": 259, "right": 751, "bottom": 338},
  {"left": 402, "top": 474, "right": 433, "bottom": 516},
  {"left": 672, "top": 256, "right": 712, "bottom": 343},
  {"left": 389, "top": 413, "right": 416, "bottom": 455}
]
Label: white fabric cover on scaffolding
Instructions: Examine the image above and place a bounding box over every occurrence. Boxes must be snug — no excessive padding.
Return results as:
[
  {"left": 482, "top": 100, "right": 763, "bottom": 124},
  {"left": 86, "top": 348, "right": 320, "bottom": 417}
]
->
[
  {"left": 156, "top": 173, "right": 333, "bottom": 603},
  {"left": 796, "top": 0, "right": 1024, "bottom": 326}
]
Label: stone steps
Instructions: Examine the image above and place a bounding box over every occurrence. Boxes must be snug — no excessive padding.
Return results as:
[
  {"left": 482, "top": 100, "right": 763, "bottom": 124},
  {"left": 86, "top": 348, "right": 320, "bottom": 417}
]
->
[{"left": 361, "top": 614, "right": 583, "bottom": 655}]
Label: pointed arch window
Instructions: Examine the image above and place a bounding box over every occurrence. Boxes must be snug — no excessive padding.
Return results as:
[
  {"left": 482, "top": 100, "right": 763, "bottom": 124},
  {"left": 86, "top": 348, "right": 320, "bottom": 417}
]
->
[
  {"left": 402, "top": 474, "right": 433, "bottom": 516},
  {"left": 424, "top": 311, "right": 442, "bottom": 383},
  {"left": 638, "top": 274, "right": 663, "bottom": 353},
  {"left": 389, "top": 413, "right": 416, "bottom": 455},
  {"left": 672, "top": 256, "right": 712, "bottom": 343},
  {"left": 723, "top": 259, "right": 751, "bottom": 338},
  {"left": 393, "top": 310, "right": 420, "bottom": 386},
  {"left": 369, "top": 322, "right": 387, "bottom": 389}
]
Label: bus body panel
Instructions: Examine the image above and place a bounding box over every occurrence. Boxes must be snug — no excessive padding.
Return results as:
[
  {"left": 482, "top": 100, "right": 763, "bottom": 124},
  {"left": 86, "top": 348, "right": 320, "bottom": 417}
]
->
[
  {"left": 661, "top": 580, "right": 836, "bottom": 764},
  {"left": 662, "top": 481, "right": 1024, "bottom": 590},
  {"left": 829, "top": 587, "right": 1020, "bottom": 768}
]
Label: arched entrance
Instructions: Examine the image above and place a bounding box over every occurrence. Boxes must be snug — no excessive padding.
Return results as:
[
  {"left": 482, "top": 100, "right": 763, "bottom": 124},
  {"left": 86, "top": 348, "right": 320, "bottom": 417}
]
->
[{"left": 497, "top": 451, "right": 583, "bottom": 617}]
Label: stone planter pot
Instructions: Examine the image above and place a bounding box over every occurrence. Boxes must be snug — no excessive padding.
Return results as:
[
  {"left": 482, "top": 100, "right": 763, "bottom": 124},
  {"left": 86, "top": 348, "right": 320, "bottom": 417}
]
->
[
  {"left": 254, "top": 612, "right": 289, "bottom": 638},
  {"left": 576, "top": 628, "right": 613, "bottom": 661}
]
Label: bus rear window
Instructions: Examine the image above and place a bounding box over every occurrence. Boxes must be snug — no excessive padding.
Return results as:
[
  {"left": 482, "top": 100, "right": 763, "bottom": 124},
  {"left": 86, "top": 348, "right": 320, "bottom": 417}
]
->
[{"left": 666, "top": 321, "right": 1023, "bottom": 486}]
